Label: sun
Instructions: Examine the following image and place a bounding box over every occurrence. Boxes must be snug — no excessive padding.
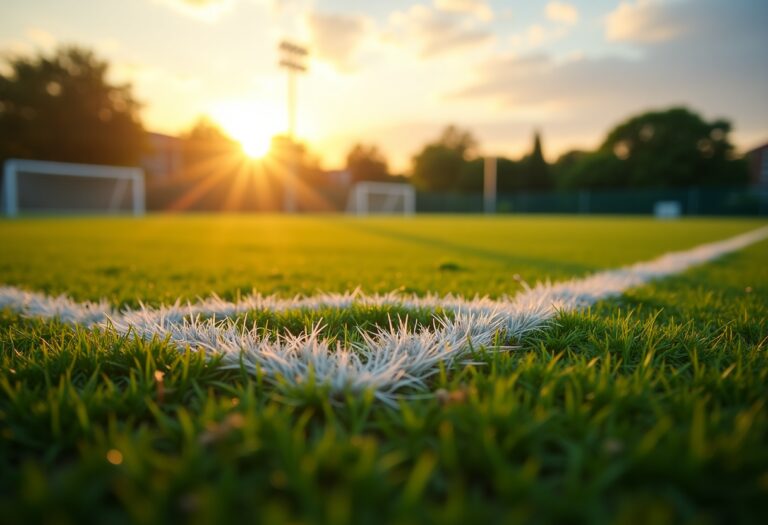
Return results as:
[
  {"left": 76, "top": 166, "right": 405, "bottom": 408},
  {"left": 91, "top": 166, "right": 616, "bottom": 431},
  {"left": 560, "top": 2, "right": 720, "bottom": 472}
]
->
[
  {"left": 239, "top": 136, "right": 272, "bottom": 159},
  {"left": 210, "top": 100, "right": 282, "bottom": 159}
]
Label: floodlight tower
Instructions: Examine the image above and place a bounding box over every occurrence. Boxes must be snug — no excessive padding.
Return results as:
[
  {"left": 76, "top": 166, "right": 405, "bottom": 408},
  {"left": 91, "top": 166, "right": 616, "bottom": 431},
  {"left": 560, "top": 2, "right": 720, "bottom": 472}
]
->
[{"left": 278, "top": 40, "right": 308, "bottom": 213}]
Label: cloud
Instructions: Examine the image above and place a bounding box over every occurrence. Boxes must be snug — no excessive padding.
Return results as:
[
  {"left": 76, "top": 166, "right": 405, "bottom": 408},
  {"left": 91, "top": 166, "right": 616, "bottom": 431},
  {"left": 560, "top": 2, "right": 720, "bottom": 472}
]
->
[
  {"left": 453, "top": 0, "right": 768, "bottom": 144},
  {"left": 434, "top": 0, "right": 493, "bottom": 21},
  {"left": 605, "top": 0, "right": 683, "bottom": 43},
  {"left": 0, "top": 28, "right": 58, "bottom": 64},
  {"left": 458, "top": 52, "right": 654, "bottom": 110},
  {"left": 153, "top": 0, "right": 237, "bottom": 22},
  {"left": 546, "top": 2, "right": 579, "bottom": 25},
  {"left": 25, "top": 27, "right": 58, "bottom": 49},
  {"left": 306, "top": 12, "right": 370, "bottom": 72},
  {"left": 510, "top": 23, "right": 569, "bottom": 49},
  {"left": 1, "top": 27, "right": 120, "bottom": 62},
  {"left": 510, "top": 2, "right": 577, "bottom": 51},
  {"left": 388, "top": 3, "right": 493, "bottom": 58}
]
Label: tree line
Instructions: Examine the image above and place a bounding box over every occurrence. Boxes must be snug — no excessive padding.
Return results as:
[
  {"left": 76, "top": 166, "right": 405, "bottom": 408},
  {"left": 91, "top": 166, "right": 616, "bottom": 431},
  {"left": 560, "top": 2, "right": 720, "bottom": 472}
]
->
[
  {"left": 0, "top": 46, "right": 749, "bottom": 199},
  {"left": 340, "top": 105, "right": 748, "bottom": 192}
]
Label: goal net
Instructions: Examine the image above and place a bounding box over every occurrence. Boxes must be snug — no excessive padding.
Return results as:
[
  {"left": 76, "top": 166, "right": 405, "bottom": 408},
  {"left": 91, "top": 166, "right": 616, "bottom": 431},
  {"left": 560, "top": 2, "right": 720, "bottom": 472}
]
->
[
  {"left": 2, "top": 159, "right": 145, "bottom": 217},
  {"left": 347, "top": 181, "right": 416, "bottom": 215}
]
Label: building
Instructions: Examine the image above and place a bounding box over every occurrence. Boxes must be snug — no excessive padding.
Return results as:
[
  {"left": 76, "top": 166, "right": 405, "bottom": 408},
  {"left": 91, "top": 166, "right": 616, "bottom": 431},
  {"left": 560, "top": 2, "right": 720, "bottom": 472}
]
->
[
  {"left": 746, "top": 142, "right": 768, "bottom": 188},
  {"left": 141, "top": 132, "right": 184, "bottom": 182}
]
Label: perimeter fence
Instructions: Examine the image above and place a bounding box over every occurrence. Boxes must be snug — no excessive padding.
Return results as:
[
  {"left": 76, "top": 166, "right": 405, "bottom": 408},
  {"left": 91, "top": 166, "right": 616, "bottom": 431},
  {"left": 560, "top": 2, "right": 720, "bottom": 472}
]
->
[{"left": 416, "top": 186, "right": 768, "bottom": 216}]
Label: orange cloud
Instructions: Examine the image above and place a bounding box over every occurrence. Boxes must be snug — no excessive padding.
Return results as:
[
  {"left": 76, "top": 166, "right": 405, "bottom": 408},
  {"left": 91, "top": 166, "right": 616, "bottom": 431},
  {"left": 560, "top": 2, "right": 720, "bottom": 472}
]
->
[{"left": 605, "top": 0, "right": 682, "bottom": 43}]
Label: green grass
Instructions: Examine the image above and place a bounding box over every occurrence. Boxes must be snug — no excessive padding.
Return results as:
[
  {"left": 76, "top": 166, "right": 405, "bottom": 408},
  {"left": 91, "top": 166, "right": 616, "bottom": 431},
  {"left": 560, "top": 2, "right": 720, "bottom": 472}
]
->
[
  {"left": 1, "top": 215, "right": 767, "bottom": 524},
  {"left": 0, "top": 215, "right": 764, "bottom": 304}
]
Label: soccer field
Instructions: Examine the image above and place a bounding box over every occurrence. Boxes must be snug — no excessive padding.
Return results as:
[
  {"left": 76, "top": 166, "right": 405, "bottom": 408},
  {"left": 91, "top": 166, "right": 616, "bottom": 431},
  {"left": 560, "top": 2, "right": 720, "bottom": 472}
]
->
[
  {"left": 1, "top": 216, "right": 767, "bottom": 523},
  {"left": 1, "top": 215, "right": 765, "bottom": 301}
]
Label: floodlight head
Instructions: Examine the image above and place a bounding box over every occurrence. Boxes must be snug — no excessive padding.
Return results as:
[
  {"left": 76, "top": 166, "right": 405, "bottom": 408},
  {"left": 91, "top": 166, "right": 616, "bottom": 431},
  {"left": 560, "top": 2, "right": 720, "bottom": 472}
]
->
[
  {"left": 279, "top": 41, "right": 308, "bottom": 56},
  {"left": 278, "top": 40, "right": 308, "bottom": 73},
  {"left": 279, "top": 59, "right": 307, "bottom": 72}
]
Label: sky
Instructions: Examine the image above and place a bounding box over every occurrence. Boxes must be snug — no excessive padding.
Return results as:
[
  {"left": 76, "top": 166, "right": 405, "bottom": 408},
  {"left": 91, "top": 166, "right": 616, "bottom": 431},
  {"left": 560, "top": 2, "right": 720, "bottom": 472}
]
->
[{"left": 1, "top": 0, "right": 767, "bottom": 171}]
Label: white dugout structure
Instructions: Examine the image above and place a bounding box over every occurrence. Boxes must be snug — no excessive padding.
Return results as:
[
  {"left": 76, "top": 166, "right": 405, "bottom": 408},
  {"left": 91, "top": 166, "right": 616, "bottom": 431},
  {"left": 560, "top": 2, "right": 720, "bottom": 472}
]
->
[{"left": 2, "top": 159, "right": 145, "bottom": 217}]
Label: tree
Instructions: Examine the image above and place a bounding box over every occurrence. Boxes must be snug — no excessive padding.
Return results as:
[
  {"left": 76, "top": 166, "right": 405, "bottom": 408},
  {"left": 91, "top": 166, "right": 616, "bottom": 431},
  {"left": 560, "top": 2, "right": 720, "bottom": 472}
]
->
[
  {"left": 518, "top": 130, "right": 551, "bottom": 190},
  {"left": 495, "top": 131, "right": 552, "bottom": 192},
  {"left": 181, "top": 116, "right": 238, "bottom": 167},
  {"left": 183, "top": 117, "right": 235, "bottom": 144},
  {"left": 557, "top": 150, "right": 624, "bottom": 189},
  {"left": 437, "top": 125, "right": 478, "bottom": 158},
  {"left": 451, "top": 130, "right": 554, "bottom": 193},
  {"left": 0, "top": 46, "right": 144, "bottom": 166},
  {"left": 411, "top": 125, "right": 478, "bottom": 191},
  {"left": 559, "top": 107, "right": 748, "bottom": 189},
  {"left": 552, "top": 149, "right": 588, "bottom": 188},
  {"left": 495, "top": 157, "right": 525, "bottom": 193},
  {"left": 267, "top": 135, "right": 319, "bottom": 175},
  {"left": 346, "top": 143, "right": 389, "bottom": 183}
]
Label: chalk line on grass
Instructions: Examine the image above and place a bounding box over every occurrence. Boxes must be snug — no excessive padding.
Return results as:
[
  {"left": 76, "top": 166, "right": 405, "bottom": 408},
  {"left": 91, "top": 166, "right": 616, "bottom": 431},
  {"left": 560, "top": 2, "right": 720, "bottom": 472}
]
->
[{"left": 2, "top": 226, "right": 767, "bottom": 402}]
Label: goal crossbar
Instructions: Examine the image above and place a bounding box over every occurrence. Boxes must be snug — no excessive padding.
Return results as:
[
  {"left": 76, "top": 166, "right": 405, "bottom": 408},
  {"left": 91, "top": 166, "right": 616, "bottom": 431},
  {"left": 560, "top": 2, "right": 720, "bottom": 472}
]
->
[{"left": 3, "top": 159, "right": 145, "bottom": 217}]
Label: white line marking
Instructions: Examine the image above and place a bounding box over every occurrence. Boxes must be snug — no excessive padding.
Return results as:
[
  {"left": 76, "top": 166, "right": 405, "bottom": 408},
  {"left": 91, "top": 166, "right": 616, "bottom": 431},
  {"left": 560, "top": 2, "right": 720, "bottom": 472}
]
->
[{"left": 2, "top": 226, "right": 767, "bottom": 403}]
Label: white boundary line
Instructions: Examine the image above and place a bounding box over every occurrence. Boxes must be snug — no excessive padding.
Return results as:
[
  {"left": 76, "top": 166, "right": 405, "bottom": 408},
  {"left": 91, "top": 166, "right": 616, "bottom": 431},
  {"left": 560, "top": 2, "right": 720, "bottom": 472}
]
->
[{"left": 2, "top": 226, "right": 767, "bottom": 403}]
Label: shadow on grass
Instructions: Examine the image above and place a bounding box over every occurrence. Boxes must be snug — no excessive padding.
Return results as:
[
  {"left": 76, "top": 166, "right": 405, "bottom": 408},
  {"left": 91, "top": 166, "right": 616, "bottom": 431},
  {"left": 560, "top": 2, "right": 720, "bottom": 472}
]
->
[{"left": 349, "top": 220, "right": 595, "bottom": 276}]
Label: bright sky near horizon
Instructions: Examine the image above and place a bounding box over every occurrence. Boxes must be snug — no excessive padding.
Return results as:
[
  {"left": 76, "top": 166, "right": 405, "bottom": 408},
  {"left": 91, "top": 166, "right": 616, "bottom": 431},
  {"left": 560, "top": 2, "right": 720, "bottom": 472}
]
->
[{"left": 1, "top": 0, "right": 766, "bottom": 171}]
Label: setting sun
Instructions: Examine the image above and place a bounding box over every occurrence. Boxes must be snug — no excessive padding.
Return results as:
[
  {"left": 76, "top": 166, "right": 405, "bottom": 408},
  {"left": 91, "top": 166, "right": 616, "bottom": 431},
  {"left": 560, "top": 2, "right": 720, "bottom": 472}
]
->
[
  {"left": 210, "top": 100, "right": 282, "bottom": 159},
  {"left": 240, "top": 136, "right": 271, "bottom": 159}
]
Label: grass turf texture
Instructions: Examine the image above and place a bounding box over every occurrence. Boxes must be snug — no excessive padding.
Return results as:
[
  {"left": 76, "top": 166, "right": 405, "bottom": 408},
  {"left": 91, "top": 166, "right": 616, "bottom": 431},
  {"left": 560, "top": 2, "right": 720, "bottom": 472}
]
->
[
  {"left": 0, "top": 215, "right": 765, "bottom": 304},
  {"left": 1, "top": 216, "right": 767, "bottom": 524}
]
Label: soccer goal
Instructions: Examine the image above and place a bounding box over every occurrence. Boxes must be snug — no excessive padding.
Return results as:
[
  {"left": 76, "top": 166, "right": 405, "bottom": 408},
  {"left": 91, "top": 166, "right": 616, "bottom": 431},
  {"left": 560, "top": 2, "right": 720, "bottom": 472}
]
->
[
  {"left": 2, "top": 159, "right": 145, "bottom": 217},
  {"left": 347, "top": 181, "right": 416, "bottom": 215}
]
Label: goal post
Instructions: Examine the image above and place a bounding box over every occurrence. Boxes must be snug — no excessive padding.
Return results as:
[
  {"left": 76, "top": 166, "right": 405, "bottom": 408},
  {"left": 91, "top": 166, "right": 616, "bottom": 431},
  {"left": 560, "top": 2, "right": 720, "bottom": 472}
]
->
[
  {"left": 2, "top": 159, "right": 145, "bottom": 217},
  {"left": 347, "top": 181, "right": 416, "bottom": 216}
]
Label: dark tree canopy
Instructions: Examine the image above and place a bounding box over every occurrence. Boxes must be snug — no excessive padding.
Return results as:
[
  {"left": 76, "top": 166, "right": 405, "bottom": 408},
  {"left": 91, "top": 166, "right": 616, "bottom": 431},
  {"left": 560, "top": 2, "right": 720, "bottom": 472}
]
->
[
  {"left": 557, "top": 107, "right": 748, "bottom": 189},
  {"left": 411, "top": 145, "right": 465, "bottom": 191},
  {"left": 181, "top": 116, "right": 239, "bottom": 166},
  {"left": 0, "top": 46, "right": 145, "bottom": 166},
  {"left": 411, "top": 125, "right": 478, "bottom": 191},
  {"left": 346, "top": 143, "right": 389, "bottom": 183},
  {"left": 508, "top": 131, "right": 552, "bottom": 191},
  {"left": 183, "top": 117, "right": 234, "bottom": 144},
  {"left": 436, "top": 125, "right": 478, "bottom": 158},
  {"left": 519, "top": 131, "right": 551, "bottom": 190},
  {"left": 459, "top": 157, "right": 521, "bottom": 193},
  {"left": 457, "top": 131, "right": 553, "bottom": 193}
]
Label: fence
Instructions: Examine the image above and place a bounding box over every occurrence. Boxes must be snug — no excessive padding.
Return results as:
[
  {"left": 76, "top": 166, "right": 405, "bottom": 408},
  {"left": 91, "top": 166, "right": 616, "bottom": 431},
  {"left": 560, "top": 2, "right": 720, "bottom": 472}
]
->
[
  {"left": 417, "top": 186, "right": 768, "bottom": 216},
  {"left": 139, "top": 181, "right": 768, "bottom": 215}
]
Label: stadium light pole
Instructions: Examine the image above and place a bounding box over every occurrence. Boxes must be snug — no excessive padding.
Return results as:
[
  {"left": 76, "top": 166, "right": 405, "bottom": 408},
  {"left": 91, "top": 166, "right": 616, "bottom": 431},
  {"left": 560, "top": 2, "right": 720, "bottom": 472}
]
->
[
  {"left": 484, "top": 156, "right": 497, "bottom": 214},
  {"left": 278, "top": 40, "right": 308, "bottom": 213}
]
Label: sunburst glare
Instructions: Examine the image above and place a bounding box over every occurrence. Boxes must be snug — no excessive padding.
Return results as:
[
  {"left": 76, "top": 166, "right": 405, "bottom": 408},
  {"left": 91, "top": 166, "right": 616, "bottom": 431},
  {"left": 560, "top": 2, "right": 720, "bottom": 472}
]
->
[{"left": 210, "top": 100, "right": 282, "bottom": 159}]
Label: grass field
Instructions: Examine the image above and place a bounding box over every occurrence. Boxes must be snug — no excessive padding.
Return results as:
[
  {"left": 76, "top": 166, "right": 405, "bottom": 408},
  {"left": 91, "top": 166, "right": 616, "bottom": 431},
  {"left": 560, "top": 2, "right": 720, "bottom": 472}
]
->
[{"left": 1, "top": 216, "right": 767, "bottom": 524}]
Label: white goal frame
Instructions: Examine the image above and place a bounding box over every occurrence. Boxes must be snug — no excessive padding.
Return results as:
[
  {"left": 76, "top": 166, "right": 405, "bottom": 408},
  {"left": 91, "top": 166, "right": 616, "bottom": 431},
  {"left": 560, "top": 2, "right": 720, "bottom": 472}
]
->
[
  {"left": 2, "top": 159, "right": 145, "bottom": 217},
  {"left": 348, "top": 181, "right": 416, "bottom": 216}
]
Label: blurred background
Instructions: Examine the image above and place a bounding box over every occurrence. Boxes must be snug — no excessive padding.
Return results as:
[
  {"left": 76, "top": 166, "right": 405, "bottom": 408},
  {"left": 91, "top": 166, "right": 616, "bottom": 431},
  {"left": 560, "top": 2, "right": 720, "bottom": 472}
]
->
[{"left": 0, "top": 0, "right": 766, "bottom": 215}]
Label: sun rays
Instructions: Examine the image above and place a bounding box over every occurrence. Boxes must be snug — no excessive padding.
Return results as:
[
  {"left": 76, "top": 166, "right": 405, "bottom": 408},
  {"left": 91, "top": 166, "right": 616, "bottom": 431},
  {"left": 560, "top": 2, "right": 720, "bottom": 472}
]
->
[
  {"left": 163, "top": 137, "right": 334, "bottom": 213},
  {"left": 154, "top": 97, "right": 337, "bottom": 213},
  {"left": 210, "top": 100, "right": 282, "bottom": 160}
]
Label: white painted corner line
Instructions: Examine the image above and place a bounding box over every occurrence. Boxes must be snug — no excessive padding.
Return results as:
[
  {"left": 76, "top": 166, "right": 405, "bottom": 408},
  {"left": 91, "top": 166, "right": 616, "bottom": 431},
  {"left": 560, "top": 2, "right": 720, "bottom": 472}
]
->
[{"left": 2, "top": 226, "right": 767, "bottom": 403}]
